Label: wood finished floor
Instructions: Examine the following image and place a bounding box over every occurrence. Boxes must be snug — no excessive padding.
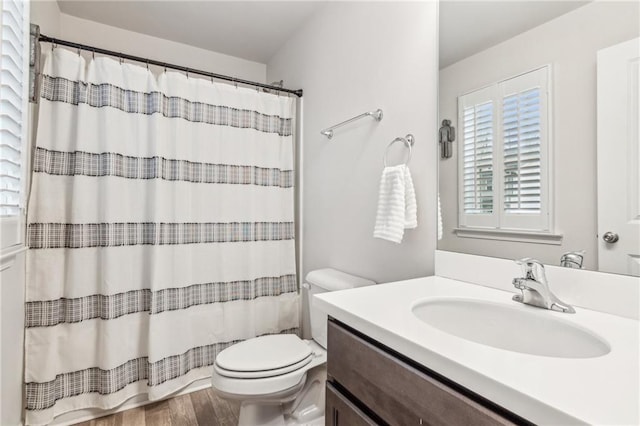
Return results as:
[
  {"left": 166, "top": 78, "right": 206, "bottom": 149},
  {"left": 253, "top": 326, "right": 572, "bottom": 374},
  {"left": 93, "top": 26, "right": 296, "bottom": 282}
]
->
[{"left": 74, "top": 388, "right": 240, "bottom": 426}]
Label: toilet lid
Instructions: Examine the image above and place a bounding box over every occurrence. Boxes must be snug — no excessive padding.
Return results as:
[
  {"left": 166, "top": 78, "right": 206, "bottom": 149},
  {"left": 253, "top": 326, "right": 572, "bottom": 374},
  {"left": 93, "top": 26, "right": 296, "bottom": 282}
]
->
[
  {"left": 214, "top": 354, "right": 312, "bottom": 379},
  {"left": 215, "top": 334, "right": 312, "bottom": 373}
]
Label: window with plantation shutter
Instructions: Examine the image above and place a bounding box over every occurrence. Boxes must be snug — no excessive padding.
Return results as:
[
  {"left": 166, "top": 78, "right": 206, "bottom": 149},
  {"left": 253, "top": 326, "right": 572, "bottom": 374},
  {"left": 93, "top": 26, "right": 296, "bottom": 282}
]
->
[
  {"left": 0, "top": 0, "right": 29, "bottom": 249},
  {"left": 458, "top": 66, "right": 551, "bottom": 233}
]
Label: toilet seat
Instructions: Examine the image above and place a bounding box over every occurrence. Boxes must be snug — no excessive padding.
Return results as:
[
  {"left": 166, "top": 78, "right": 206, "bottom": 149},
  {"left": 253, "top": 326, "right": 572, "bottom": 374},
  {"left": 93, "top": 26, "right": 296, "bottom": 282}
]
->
[
  {"left": 211, "top": 338, "right": 327, "bottom": 398},
  {"left": 214, "top": 354, "right": 313, "bottom": 379},
  {"left": 215, "top": 334, "right": 312, "bottom": 372}
]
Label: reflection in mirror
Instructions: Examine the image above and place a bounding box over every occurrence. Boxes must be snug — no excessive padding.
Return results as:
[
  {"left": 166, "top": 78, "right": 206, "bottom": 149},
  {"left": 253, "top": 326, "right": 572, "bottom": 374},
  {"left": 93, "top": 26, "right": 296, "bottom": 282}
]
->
[{"left": 437, "top": 1, "right": 640, "bottom": 276}]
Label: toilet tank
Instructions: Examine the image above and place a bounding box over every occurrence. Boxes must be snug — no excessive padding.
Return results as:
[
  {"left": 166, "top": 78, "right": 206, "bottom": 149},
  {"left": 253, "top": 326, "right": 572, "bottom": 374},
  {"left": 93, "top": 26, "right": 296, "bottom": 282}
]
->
[{"left": 305, "top": 268, "right": 376, "bottom": 348}]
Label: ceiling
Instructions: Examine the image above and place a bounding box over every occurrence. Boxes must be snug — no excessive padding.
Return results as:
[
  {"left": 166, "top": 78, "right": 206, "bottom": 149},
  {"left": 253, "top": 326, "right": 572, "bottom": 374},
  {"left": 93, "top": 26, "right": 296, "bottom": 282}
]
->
[
  {"left": 58, "top": 1, "right": 590, "bottom": 68},
  {"left": 439, "top": 1, "right": 590, "bottom": 69},
  {"left": 57, "top": 1, "right": 326, "bottom": 64}
]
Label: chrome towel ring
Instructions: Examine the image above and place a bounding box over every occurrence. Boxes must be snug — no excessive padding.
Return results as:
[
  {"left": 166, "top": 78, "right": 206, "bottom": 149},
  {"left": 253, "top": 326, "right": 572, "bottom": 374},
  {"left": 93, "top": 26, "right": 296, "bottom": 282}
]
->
[{"left": 383, "top": 134, "right": 415, "bottom": 167}]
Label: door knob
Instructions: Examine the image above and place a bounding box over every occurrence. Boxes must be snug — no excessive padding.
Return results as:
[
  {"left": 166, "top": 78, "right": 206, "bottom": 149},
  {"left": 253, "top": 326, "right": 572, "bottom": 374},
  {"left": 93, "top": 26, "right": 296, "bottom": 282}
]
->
[{"left": 602, "top": 232, "right": 619, "bottom": 243}]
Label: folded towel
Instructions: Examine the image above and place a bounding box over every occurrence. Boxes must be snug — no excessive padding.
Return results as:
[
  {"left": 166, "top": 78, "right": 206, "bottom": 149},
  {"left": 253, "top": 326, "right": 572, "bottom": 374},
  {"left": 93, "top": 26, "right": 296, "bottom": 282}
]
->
[
  {"left": 374, "top": 164, "right": 417, "bottom": 243},
  {"left": 437, "top": 192, "right": 443, "bottom": 241}
]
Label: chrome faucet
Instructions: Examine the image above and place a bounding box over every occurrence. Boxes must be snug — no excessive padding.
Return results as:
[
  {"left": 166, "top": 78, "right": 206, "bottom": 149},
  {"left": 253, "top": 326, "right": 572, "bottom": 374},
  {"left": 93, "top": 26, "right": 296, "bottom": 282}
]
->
[
  {"left": 560, "top": 250, "right": 585, "bottom": 269},
  {"left": 512, "top": 258, "right": 575, "bottom": 313}
]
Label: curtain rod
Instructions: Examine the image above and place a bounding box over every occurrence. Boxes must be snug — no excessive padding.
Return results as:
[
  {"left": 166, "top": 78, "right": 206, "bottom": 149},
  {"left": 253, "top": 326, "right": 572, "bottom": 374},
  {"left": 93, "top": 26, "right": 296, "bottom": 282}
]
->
[{"left": 38, "top": 34, "right": 303, "bottom": 97}]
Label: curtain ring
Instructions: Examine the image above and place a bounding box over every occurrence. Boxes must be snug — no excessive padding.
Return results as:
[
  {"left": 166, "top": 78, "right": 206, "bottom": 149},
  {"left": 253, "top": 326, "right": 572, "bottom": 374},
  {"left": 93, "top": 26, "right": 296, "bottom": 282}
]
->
[
  {"left": 77, "top": 48, "right": 81, "bottom": 57},
  {"left": 146, "top": 61, "right": 149, "bottom": 70},
  {"left": 92, "top": 49, "right": 95, "bottom": 60},
  {"left": 119, "top": 57, "right": 123, "bottom": 65}
]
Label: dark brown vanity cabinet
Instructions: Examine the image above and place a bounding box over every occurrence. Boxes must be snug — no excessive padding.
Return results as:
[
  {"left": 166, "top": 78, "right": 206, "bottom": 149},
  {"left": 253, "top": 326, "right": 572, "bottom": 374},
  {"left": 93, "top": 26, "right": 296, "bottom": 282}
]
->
[{"left": 326, "top": 319, "right": 527, "bottom": 426}]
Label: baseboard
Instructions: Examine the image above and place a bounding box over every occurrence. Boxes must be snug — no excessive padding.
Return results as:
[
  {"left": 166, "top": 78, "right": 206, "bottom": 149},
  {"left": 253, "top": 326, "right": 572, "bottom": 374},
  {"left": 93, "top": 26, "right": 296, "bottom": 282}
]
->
[{"left": 49, "top": 377, "right": 213, "bottom": 426}]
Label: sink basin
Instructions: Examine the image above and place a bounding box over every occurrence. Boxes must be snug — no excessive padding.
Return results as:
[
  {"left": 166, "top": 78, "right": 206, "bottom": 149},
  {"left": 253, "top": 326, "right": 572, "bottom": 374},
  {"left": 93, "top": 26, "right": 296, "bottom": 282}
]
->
[{"left": 412, "top": 298, "right": 610, "bottom": 358}]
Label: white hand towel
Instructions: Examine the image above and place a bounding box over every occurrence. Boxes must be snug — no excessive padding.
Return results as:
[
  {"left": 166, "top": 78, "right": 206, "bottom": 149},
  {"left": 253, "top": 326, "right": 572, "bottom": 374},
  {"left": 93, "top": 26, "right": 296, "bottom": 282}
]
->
[
  {"left": 374, "top": 164, "right": 417, "bottom": 243},
  {"left": 437, "top": 192, "right": 443, "bottom": 240}
]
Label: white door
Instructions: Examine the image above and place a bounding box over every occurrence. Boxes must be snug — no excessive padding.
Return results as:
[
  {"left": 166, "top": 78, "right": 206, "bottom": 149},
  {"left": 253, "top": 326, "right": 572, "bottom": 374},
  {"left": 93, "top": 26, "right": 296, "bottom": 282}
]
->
[{"left": 597, "top": 38, "right": 640, "bottom": 276}]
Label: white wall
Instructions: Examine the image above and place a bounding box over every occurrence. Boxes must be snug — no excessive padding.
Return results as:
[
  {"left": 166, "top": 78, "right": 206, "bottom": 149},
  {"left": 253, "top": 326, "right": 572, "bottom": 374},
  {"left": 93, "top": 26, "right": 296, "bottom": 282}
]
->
[
  {"left": 267, "top": 1, "right": 438, "bottom": 335},
  {"left": 57, "top": 13, "right": 266, "bottom": 83},
  {"left": 438, "top": 1, "right": 639, "bottom": 270},
  {"left": 30, "top": 0, "right": 60, "bottom": 36},
  {"left": 30, "top": 1, "right": 267, "bottom": 83}
]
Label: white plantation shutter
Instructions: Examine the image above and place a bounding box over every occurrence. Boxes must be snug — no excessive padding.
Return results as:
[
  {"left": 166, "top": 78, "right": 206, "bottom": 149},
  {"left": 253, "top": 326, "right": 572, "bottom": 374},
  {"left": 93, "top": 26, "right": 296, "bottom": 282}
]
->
[
  {"left": 499, "top": 67, "right": 549, "bottom": 230},
  {"left": 462, "top": 101, "right": 494, "bottom": 214},
  {"left": 0, "top": 0, "right": 28, "bottom": 248},
  {"left": 458, "top": 66, "right": 550, "bottom": 232},
  {"left": 458, "top": 85, "right": 497, "bottom": 228},
  {"left": 502, "top": 88, "right": 542, "bottom": 213}
]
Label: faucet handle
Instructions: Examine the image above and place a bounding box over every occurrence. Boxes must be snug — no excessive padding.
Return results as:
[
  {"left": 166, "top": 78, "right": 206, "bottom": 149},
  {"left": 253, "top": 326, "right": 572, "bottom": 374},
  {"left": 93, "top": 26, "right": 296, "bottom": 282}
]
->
[
  {"left": 514, "top": 257, "right": 542, "bottom": 266},
  {"left": 512, "top": 277, "right": 527, "bottom": 290},
  {"left": 514, "top": 258, "right": 545, "bottom": 279},
  {"left": 560, "top": 250, "right": 585, "bottom": 269}
]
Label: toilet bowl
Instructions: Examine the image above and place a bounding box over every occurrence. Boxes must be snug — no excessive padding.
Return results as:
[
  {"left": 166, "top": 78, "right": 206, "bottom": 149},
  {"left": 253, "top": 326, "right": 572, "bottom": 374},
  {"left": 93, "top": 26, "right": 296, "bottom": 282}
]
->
[{"left": 211, "top": 268, "right": 375, "bottom": 426}]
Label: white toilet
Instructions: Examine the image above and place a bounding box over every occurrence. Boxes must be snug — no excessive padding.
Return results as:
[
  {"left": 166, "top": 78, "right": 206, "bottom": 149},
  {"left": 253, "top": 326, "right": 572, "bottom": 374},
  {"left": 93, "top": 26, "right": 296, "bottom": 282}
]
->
[{"left": 211, "top": 268, "right": 375, "bottom": 426}]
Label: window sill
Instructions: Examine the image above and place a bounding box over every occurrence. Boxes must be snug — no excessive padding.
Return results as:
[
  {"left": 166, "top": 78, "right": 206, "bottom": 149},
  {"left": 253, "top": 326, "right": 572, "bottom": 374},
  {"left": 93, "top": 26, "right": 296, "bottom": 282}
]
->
[{"left": 453, "top": 228, "right": 563, "bottom": 245}]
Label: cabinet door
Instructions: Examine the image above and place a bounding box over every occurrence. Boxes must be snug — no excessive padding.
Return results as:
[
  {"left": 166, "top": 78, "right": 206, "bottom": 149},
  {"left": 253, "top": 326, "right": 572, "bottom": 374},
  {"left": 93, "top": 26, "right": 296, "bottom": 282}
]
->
[
  {"left": 326, "top": 382, "right": 378, "bottom": 426},
  {"left": 328, "top": 320, "right": 517, "bottom": 426}
]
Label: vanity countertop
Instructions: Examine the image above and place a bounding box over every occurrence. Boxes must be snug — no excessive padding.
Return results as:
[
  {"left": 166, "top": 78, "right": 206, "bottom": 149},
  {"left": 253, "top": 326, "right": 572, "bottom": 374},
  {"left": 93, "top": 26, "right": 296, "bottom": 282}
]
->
[{"left": 314, "top": 276, "right": 639, "bottom": 425}]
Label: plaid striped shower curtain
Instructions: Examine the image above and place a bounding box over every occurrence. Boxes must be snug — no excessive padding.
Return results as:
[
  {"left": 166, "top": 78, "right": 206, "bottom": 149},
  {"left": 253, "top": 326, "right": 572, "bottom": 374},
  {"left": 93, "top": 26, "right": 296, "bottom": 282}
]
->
[{"left": 24, "top": 48, "right": 299, "bottom": 425}]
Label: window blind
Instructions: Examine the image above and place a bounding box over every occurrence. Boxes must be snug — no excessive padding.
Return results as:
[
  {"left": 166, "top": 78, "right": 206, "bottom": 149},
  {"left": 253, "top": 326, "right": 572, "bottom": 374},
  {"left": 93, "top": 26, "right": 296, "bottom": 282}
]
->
[
  {"left": 462, "top": 101, "right": 494, "bottom": 214},
  {"left": 503, "top": 87, "right": 542, "bottom": 213},
  {"left": 0, "top": 0, "right": 26, "bottom": 217}
]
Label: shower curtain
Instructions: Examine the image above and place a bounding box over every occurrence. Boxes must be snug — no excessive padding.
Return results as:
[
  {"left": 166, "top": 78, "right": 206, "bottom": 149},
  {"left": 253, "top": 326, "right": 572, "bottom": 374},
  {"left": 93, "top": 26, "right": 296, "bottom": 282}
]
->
[{"left": 25, "top": 48, "right": 298, "bottom": 425}]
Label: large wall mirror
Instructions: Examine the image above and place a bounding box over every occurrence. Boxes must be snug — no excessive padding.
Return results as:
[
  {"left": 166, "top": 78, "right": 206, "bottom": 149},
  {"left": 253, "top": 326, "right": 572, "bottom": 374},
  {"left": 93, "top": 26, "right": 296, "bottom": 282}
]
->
[{"left": 438, "top": 1, "right": 640, "bottom": 276}]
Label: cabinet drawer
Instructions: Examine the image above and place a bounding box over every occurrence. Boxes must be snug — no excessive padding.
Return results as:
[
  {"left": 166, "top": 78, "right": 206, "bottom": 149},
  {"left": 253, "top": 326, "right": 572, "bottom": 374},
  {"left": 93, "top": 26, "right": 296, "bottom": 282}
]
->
[
  {"left": 326, "top": 382, "right": 378, "bottom": 426},
  {"left": 327, "top": 320, "right": 516, "bottom": 426}
]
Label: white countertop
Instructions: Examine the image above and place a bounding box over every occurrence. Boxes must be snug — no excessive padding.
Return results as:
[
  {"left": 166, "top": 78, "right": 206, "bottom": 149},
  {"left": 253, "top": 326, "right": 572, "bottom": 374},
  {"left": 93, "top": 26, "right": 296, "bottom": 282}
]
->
[{"left": 314, "top": 276, "right": 640, "bottom": 425}]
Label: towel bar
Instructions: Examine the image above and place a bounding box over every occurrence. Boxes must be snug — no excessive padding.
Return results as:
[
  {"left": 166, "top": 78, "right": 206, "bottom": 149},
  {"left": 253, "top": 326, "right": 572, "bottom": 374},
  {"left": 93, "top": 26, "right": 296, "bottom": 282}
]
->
[{"left": 321, "top": 109, "right": 383, "bottom": 139}]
